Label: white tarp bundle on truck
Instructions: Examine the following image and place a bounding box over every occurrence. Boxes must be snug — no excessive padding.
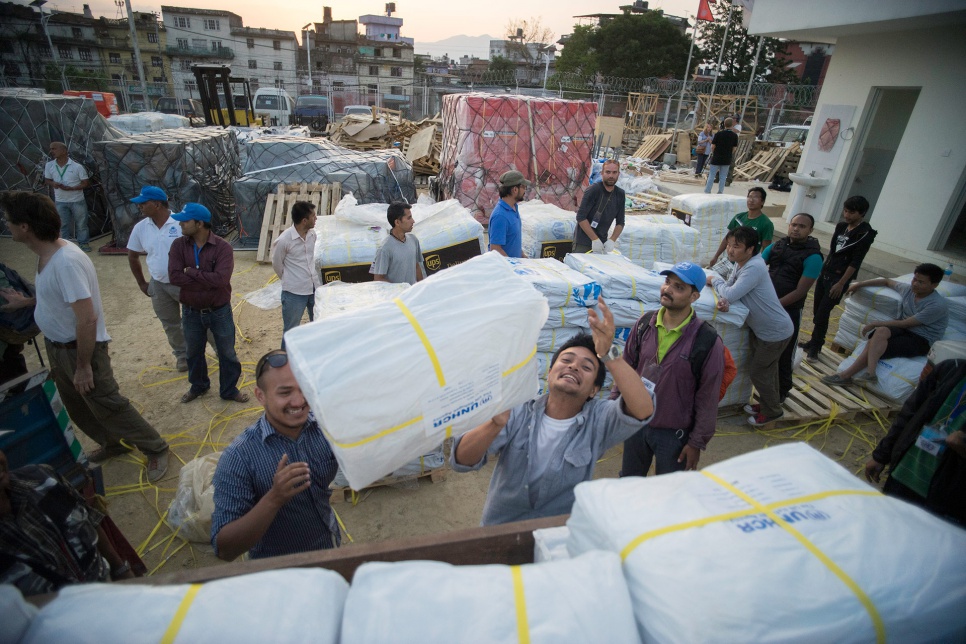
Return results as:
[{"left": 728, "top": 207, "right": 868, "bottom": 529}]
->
[
  {"left": 341, "top": 551, "right": 640, "bottom": 644},
  {"left": 285, "top": 252, "right": 549, "bottom": 489},
  {"left": 519, "top": 201, "right": 578, "bottom": 260},
  {"left": 566, "top": 442, "right": 966, "bottom": 644},
  {"left": 21, "top": 569, "right": 349, "bottom": 644},
  {"left": 668, "top": 193, "right": 746, "bottom": 265}
]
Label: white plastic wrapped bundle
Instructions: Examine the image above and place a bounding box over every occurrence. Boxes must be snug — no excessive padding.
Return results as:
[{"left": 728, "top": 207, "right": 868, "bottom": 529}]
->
[
  {"left": 241, "top": 280, "right": 283, "bottom": 310},
  {"left": 0, "top": 585, "right": 36, "bottom": 644},
  {"left": 566, "top": 442, "right": 966, "bottom": 644},
  {"left": 165, "top": 453, "right": 220, "bottom": 544},
  {"left": 313, "top": 281, "right": 409, "bottom": 321},
  {"left": 519, "top": 201, "right": 578, "bottom": 259},
  {"left": 286, "top": 252, "right": 549, "bottom": 489},
  {"left": 619, "top": 217, "right": 703, "bottom": 269},
  {"left": 331, "top": 445, "right": 446, "bottom": 488},
  {"left": 506, "top": 257, "right": 601, "bottom": 307},
  {"left": 533, "top": 526, "right": 572, "bottom": 563},
  {"left": 537, "top": 326, "right": 582, "bottom": 352},
  {"left": 668, "top": 193, "right": 747, "bottom": 264},
  {"left": 564, "top": 252, "right": 665, "bottom": 303},
  {"left": 832, "top": 298, "right": 895, "bottom": 352},
  {"left": 314, "top": 214, "right": 387, "bottom": 270},
  {"left": 850, "top": 275, "right": 966, "bottom": 318},
  {"left": 838, "top": 339, "right": 926, "bottom": 402},
  {"left": 108, "top": 111, "right": 188, "bottom": 134},
  {"left": 711, "top": 320, "right": 752, "bottom": 407},
  {"left": 341, "top": 552, "right": 640, "bottom": 644},
  {"left": 608, "top": 298, "right": 651, "bottom": 328},
  {"left": 22, "top": 569, "right": 348, "bottom": 644},
  {"left": 545, "top": 306, "right": 591, "bottom": 328}
]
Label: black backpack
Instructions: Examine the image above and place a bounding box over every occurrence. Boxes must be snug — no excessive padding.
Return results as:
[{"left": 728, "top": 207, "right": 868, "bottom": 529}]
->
[{"left": 632, "top": 310, "right": 720, "bottom": 387}]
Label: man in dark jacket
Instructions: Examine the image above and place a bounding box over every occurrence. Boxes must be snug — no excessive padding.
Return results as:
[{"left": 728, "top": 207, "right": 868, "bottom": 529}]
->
[
  {"left": 865, "top": 359, "right": 966, "bottom": 525},
  {"left": 762, "top": 213, "right": 823, "bottom": 402},
  {"left": 573, "top": 159, "right": 625, "bottom": 254},
  {"left": 800, "top": 195, "right": 876, "bottom": 360}
]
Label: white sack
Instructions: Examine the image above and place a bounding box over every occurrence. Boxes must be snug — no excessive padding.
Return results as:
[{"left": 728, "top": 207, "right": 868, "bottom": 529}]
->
[
  {"left": 838, "top": 339, "right": 926, "bottom": 402},
  {"left": 286, "top": 252, "right": 549, "bottom": 489},
  {"left": 564, "top": 252, "right": 664, "bottom": 303},
  {"left": 314, "top": 214, "right": 386, "bottom": 269},
  {"left": 313, "top": 281, "right": 409, "bottom": 321},
  {"left": 566, "top": 442, "right": 966, "bottom": 644},
  {"left": 506, "top": 257, "right": 601, "bottom": 307},
  {"left": 341, "top": 551, "right": 640, "bottom": 644},
  {"left": 241, "top": 280, "right": 283, "bottom": 310},
  {"left": 668, "top": 193, "right": 746, "bottom": 265},
  {"left": 166, "top": 453, "right": 220, "bottom": 544},
  {"left": 519, "top": 201, "right": 578, "bottom": 260},
  {"left": 619, "top": 217, "right": 703, "bottom": 269},
  {"left": 22, "top": 569, "right": 349, "bottom": 644}
]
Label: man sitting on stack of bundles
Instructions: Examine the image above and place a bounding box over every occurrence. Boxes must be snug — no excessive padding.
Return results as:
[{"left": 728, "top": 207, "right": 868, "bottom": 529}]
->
[{"left": 451, "top": 299, "right": 654, "bottom": 525}]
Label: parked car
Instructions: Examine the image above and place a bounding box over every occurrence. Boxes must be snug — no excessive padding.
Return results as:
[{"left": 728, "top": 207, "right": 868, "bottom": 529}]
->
[
  {"left": 762, "top": 124, "right": 810, "bottom": 147},
  {"left": 342, "top": 105, "right": 373, "bottom": 119},
  {"left": 253, "top": 88, "right": 295, "bottom": 127},
  {"left": 155, "top": 97, "right": 204, "bottom": 118},
  {"left": 292, "top": 95, "right": 331, "bottom": 130}
]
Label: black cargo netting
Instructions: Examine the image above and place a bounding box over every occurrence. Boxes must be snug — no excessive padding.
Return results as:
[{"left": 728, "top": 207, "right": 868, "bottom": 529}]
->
[
  {"left": 437, "top": 93, "right": 598, "bottom": 224},
  {"left": 0, "top": 90, "right": 124, "bottom": 236},
  {"left": 234, "top": 137, "right": 416, "bottom": 248},
  {"left": 93, "top": 127, "right": 240, "bottom": 245}
]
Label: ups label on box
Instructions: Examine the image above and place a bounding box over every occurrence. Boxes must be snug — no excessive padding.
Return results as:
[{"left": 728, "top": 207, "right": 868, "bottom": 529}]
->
[
  {"left": 422, "top": 239, "right": 482, "bottom": 276},
  {"left": 539, "top": 241, "right": 573, "bottom": 262}
]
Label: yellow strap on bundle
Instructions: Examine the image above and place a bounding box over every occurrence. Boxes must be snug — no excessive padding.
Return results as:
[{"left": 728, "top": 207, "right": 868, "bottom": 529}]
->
[
  {"left": 160, "top": 583, "right": 203, "bottom": 644},
  {"left": 394, "top": 297, "right": 446, "bottom": 387},
  {"left": 511, "top": 566, "right": 531, "bottom": 644}
]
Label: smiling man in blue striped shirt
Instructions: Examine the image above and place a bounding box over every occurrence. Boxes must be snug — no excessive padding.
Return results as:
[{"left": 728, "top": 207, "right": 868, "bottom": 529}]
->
[{"left": 211, "top": 350, "right": 340, "bottom": 560}]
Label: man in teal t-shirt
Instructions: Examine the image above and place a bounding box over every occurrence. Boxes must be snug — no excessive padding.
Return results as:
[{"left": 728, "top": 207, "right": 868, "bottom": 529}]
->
[{"left": 709, "top": 187, "right": 774, "bottom": 267}]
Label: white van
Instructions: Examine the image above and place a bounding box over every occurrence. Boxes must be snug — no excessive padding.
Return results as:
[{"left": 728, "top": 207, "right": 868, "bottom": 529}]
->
[{"left": 252, "top": 88, "right": 295, "bottom": 126}]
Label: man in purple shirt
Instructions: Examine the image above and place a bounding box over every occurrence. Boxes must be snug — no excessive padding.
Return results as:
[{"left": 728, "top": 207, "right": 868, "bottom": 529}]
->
[{"left": 168, "top": 203, "right": 249, "bottom": 404}]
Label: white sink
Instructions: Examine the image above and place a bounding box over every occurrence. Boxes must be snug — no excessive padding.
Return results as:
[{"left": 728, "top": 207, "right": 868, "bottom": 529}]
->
[{"left": 788, "top": 172, "right": 830, "bottom": 188}]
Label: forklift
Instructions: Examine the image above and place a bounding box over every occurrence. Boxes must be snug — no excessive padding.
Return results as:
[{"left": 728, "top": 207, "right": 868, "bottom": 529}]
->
[{"left": 191, "top": 64, "right": 263, "bottom": 127}]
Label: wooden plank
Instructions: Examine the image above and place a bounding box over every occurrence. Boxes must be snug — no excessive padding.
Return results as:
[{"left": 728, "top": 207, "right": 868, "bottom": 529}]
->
[{"left": 405, "top": 125, "right": 436, "bottom": 162}]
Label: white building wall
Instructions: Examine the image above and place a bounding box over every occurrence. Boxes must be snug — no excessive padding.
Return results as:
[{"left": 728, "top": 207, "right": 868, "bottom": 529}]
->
[
  {"left": 791, "top": 25, "right": 966, "bottom": 261},
  {"left": 235, "top": 34, "right": 298, "bottom": 92}
]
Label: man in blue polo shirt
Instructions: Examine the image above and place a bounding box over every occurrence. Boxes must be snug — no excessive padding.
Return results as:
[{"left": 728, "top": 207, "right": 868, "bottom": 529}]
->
[{"left": 488, "top": 170, "right": 528, "bottom": 258}]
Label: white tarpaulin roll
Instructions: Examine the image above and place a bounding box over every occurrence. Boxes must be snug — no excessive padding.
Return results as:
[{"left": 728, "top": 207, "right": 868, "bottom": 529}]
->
[
  {"left": 537, "top": 326, "right": 582, "bottom": 352},
  {"left": 620, "top": 216, "right": 703, "bottom": 269},
  {"left": 668, "top": 193, "right": 746, "bottom": 265},
  {"left": 566, "top": 442, "right": 966, "bottom": 644},
  {"left": 286, "top": 252, "right": 549, "bottom": 490},
  {"left": 850, "top": 275, "right": 966, "bottom": 318},
  {"left": 837, "top": 339, "right": 926, "bottom": 402},
  {"left": 832, "top": 298, "right": 894, "bottom": 352},
  {"left": 519, "top": 201, "right": 578, "bottom": 260},
  {"left": 22, "top": 569, "right": 349, "bottom": 644},
  {"left": 564, "top": 252, "right": 665, "bottom": 303},
  {"left": 544, "top": 305, "right": 591, "bottom": 329},
  {"left": 506, "top": 257, "right": 601, "bottom": 307},
  {"left": 341, "top": 552, "right": 640, "bottom": 644},
  {"left": 313, "top": 281, "right": 409, "bottom": 321},
  {"left": 607, "top": 298, "right": 650, "bottom": 328}
]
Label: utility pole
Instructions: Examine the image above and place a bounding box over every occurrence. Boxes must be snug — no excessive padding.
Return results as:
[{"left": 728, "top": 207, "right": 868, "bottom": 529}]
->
[
  {"left": 30, "top": 0, "right": 68, "bottom": 91},
  {"left": 124, "top": 0, "right": 150, "bottom": 109},
  {"left": 709, "top": 0, "right": 735, "bottom": 106},
  {"left": 302, "top": 24, "right": 314, "bottom": 93}
]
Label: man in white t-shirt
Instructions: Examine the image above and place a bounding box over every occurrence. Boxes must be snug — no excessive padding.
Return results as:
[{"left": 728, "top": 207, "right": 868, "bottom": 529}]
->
[
  {"left": 43, "top": 141, "right": 91, "bottom": 252},
  {"left": 0, "top": 191, "right": 170, "bottom": 482},
  {"left": 126, "top": 187, "right": 188, "bottom": 371}
]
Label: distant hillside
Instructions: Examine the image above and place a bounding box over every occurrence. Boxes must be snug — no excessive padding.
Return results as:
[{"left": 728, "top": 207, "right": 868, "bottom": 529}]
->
[{"left": 414, "top": 34, "right": 493, "bottom": 61}]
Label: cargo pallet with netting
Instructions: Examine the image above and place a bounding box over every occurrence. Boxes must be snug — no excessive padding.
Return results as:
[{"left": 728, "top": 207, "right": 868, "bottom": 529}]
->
[
  {"left": 256, "top": 182, "right": 342, "bottom": 263},
  {"left": 743, "top": 347, "right": 903, "bottom": 428}
]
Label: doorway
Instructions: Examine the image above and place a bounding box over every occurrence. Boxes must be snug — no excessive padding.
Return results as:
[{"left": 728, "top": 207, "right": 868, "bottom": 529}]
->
[
  {"left": 934, "top": 169, "right": 966, "bottom": 260},
  {"left": 837, "top": 88, "right": 920, "bottom": 222}
]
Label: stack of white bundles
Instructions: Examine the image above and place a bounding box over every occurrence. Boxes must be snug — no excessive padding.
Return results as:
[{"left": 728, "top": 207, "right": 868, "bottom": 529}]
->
[
  {"left": 620, "top": 216, "right": 703, "bottom": 269},
  {"left": 341, "top": 552, "right": 640, "bottom": 644},
  {"left": 285, "top": 252, "right": 549, "bottom": 490},
  {"left": 833, "top": 276, "right": 966, "bottom": 351},
  {"left": 567, "top": 442, "right": 966, "bottom": 643},
  {"left": 22, "top": 569, "right": 349, "bottom": 643},
  {"left": 107, "top": 111, "right": 188, "bottom": 134},
  {"left": 519, "top": 201, "right": 577, "bottom": 259},
  {"left": 313, "top": 281, "right": 409, "bottom": 321},
  {"left": 668, "top": 193, "right": 747, "bottom": 265},
  {"left": 314, "top": 214, "right": 387, "bottom": 273},
  {"left": 563, "top": 252, "right": 664, "bottom": 303},
  {"left": 837, "top": 339, "right": 926, "bottom": 402}
]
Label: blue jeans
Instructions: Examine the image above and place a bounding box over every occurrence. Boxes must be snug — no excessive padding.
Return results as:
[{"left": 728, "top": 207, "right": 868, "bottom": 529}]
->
[
  {"left": 56, "top": 200, "right": 90, "bottom": 245},
  {"left": 182, "top": 303, "right": 241, "bottom": 399},
  {"left": 280, "top": 290, "right": 315, "bottom": 347},
  {"left": 704, "top": 164, "right": 730, "bottom": 194},
  {"left": 620, "top": 426, "right": 688, "bottom": 477}
]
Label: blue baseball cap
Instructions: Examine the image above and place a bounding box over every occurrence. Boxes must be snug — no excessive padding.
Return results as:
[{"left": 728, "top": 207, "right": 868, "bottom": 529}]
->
[
  {"left": 660, "top": 262, "right": 706, "bottom": 290},
  {"left": 130, "top": 186, "right": 168, "bottom": 203},
  {"left": 171, "top": 203, "right": 211, "bottom": 223}
]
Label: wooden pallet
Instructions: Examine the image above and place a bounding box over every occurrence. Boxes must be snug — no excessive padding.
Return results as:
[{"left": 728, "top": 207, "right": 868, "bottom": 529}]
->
[
  {"left": 329, "top": 466, "right": 449, "bottom": 504},
  {"left": 255, "top": 182, "right": 342, "bottom": 263},
  {"left": 632, "top": 133, "right": 673, "bottom": 161},
  {"left": 748, "top": 347, "right": 902, "bottom": 428}
]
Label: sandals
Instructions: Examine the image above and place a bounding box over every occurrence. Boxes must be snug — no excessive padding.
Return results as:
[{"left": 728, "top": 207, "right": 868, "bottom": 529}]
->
[
  {"left": 181, "top": 389, "right": 209, "bottom": 404},
  {"left": 225, "top": 391, "right": 250, "bottom": 403}
]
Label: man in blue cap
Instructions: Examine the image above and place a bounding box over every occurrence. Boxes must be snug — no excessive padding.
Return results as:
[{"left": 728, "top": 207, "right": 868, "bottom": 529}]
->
[
  {"left": 126, "top": 187, "right": 188, "bottom": 371},
  {"left": 168, "top": 203, "right": 249, "bottom": 404},
  {"left": 617, "top": 261, "right": 725, "bottom": 475}
]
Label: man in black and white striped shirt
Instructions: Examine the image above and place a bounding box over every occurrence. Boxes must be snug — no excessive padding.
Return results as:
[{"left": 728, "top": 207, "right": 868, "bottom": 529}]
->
[{"left": 211, "top": 350, "right": 340, "bottom": 560}]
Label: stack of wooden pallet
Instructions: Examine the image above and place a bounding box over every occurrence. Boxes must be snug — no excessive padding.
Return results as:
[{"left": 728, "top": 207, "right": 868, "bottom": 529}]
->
[
  {"left": 627, "top": 190, "right": 672, "bottom": 212},
  {"left": 256, "top": 182, "right": 342, "bottom": 263},
  {"left": 329, "top": 109, "right": 442, "bottom": 175},
  {"left": 400, "top": 117, "right": 442, "bottom": 175},
  {"left": 631, "top": 132, "right": 674, "bottom": 161},
  {"left": 657, "top": 167, "right": 705, "bottom": 185},
  {"left": 732, "top": 143, "right": 802, "bottom": 182}
]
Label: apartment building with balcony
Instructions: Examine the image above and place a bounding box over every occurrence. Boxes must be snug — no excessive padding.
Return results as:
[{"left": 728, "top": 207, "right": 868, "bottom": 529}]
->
[
  {"left": 161, "top": 6, "right": 242, "bottom": 99},
  {"left": 232, "top": 26, "right": 298, "bottom": 93},
  {"left": 95, "top": 11, "right": 171, "bottom": 110}
]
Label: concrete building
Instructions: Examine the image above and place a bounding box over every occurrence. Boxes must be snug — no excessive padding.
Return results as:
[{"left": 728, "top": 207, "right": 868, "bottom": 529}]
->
[
  {"left": 748, "top": 0, "right": 966, "bottom": 266},
  {"left": 160, "top": 6, "right": 242, "bottom": 100},
  {"left": 96, "top": 12, "right": 172, "bottom": 111},
  {"left": 232, "top": 26, "right": 298, "bottom": 93}
]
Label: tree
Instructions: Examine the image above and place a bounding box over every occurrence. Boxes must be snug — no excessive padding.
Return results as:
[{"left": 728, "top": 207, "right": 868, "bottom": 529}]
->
[
  {"left": 557, "top": 13, "right": 693, "bottom": 79},
  {"left": 696, "top": 4, "right": 798, "bottom": 84},
  {"left": 43, "top": 64, "right": 109, "bottom": 93},
  {"left": 488, "top": 55, "right": 515, "bottom": 76},
  {"left": 503, "top": 17, "right": 554, "bottom": 65}
]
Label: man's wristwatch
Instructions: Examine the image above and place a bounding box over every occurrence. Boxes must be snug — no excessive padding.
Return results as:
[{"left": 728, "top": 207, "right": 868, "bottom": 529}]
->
[{"left": 599, "top": 344, "right": 622, "bottom": 363}]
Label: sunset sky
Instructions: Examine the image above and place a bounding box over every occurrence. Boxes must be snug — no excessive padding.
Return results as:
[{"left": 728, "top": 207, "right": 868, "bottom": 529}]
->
[{"left": 31, "top": 0, "right": 701, "bottom": 55}]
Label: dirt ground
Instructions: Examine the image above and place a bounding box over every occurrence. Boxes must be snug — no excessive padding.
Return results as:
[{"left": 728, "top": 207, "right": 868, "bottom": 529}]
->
[{"left": 0, "top": 232, "right": 889, "bottom": 577}]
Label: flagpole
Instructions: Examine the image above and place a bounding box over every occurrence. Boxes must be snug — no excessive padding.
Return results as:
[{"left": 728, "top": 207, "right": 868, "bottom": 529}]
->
[
  {"left": 674, "top": 14, "right": 696, "bottom": 155},
  {"left": 708, "top": 0, "right": 734, "bottom": 111}
]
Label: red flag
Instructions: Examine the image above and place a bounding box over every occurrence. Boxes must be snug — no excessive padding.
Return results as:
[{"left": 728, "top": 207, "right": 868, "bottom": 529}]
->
[{"left": 697, "top": 0, "right": 714, "bottom": 21}]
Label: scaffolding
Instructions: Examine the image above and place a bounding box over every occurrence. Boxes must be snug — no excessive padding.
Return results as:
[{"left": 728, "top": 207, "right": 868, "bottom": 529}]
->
[{"left": 623, "top": 92, "right": 661, "bottom": 146}]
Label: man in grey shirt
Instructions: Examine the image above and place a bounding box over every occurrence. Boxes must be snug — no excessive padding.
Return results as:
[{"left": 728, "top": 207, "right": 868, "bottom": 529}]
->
[
  {"left": 370, "top": 202, "right": 426, "bottom": 285},
  {"left": 708, "top": 226, "right": 793, "bottom": 426},
  {"left": 450, "top": 299, "right": 654, "bottom": 526},
  {"left": 824, "top": 263, "right": 948, "bottom": 387}
]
